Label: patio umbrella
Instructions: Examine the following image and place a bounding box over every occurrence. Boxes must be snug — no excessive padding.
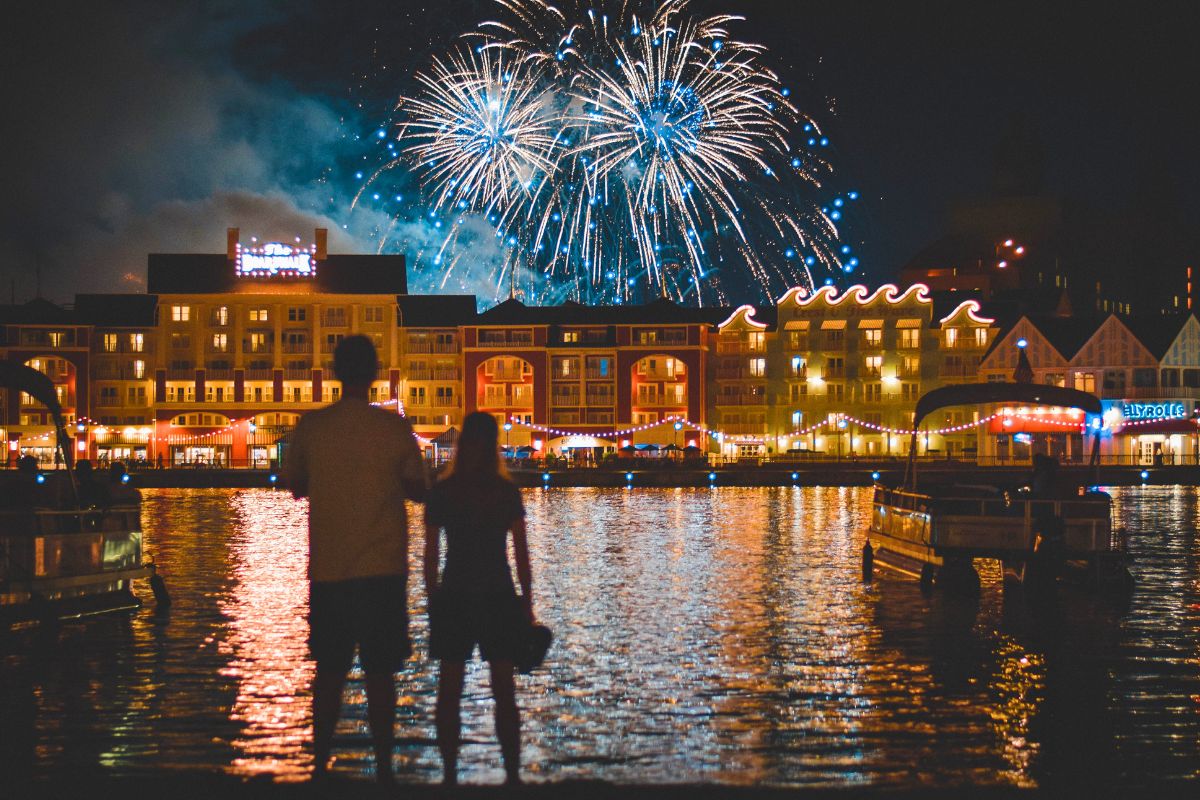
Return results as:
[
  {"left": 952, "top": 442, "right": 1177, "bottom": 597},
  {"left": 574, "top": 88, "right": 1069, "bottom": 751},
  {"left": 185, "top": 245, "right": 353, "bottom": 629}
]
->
[
  {"left": 663, "top": 443, "right": 681, "bottom": 451},
  {"left": 619, "top": 445, "right": 637, "bottom": 453}
]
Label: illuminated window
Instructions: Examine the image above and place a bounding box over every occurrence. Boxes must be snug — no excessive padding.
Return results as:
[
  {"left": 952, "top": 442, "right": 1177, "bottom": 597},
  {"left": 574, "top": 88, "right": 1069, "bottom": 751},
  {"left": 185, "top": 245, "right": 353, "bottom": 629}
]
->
[
  {"left": 899, "top": 329, "right": 920, "bottom": 349},
  {"left": 250, "top": 332, "right": 269, "bottom": 353},
  {"left": 748, "top": 331, "right": 766, "bottom": 351},
  {"left": 638, "top": 330, "right": 658, "bottom": 344},
  {"left": 862, "top": 328, "right": 882, "bottom": 347},
  {"left": 863, "top": 355, "right": 882, "bottom": 376},
  {"left": 129, "top": 333, "right": 144, "bottom": 352},
  {"left": 171, "top": 305, "right": 190, "bottom": 322},
  {"left": 749, "top": 357, "right": 767, "bottom": 377},
  {"left": 563, "top": 331, "right": 580, "bottom": 343},
  {"left": 901, "top": 355, "right": 920, "bottom": 376},
  {"left": 48, "top": 332, "right": 66, "bottom": 347},
  {"left": 102, "top": 333, "right": 118, "bottom": 352},
  {"left": 249, "top": 308, "right": 269, "bottom": 323},
  {"left": 132, "top": 360, "right": 145, "bottom": 379},
  {"left": 944, "top": 328, "right": 959, "bottom": 348},
  {"left": 211, "top": 333, "right": 228, "bottom": 352},
  {"left": 974, "top": 328, "right": 988, "bottom": 347},
  {"left": 212, "top": 306, "right": 229, "bottom": 326}
]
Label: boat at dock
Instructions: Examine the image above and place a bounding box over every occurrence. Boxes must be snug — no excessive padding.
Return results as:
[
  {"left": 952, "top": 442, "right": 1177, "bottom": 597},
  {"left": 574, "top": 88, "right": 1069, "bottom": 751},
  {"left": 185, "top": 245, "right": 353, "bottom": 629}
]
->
[
  {"left": 1, "top": 361, "right": 165, "bottom": 628},
  {"left": 866, "top": 382, "right": 1130, "bottom": 590}
]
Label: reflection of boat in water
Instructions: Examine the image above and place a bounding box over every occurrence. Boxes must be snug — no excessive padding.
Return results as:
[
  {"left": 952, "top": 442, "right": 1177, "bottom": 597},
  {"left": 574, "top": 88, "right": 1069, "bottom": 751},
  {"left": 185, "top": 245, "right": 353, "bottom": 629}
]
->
[
  {"left": 0, "top": 361, "right": 166, "bottom": 627},
  {"left": 866, "top": 382, "right": 1130, "bottom": 591}
]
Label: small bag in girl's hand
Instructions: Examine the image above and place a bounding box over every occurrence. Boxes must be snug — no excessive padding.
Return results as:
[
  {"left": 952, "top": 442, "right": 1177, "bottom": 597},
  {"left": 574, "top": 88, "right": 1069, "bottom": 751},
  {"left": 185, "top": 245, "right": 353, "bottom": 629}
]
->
[{"left": 516, "top": 623, "right": 553, "bottom": 675}]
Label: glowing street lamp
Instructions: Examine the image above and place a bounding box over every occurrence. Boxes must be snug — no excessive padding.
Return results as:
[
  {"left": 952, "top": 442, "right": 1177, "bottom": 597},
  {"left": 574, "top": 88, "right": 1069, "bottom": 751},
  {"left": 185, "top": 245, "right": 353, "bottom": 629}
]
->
[{"left": 503, "top": 420, "right": 513, "bottom": 452}]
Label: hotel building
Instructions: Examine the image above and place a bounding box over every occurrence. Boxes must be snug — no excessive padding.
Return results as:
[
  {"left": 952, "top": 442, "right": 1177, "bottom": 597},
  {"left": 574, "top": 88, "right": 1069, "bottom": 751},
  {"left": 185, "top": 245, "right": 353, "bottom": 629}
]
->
[{"left": 3, "top": 229, "right": 1199, "bottom": 467}]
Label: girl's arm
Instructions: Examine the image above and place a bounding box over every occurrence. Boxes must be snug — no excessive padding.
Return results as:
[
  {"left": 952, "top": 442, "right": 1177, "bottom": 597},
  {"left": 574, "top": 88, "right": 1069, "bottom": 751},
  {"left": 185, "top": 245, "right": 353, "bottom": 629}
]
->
[
  {"left": 511, "top": 517, "right": 533, "bottom": 622},
  {"left": 423, "top": 510, "right": 441, "bottom": 598}
]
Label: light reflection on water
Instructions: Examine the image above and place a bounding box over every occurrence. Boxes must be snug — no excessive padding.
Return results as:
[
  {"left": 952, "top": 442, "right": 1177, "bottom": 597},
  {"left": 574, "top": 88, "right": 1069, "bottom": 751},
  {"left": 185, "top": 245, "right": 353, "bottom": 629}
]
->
[{"left": 1, "top": 486, "right": 1198, "bottom": 788}]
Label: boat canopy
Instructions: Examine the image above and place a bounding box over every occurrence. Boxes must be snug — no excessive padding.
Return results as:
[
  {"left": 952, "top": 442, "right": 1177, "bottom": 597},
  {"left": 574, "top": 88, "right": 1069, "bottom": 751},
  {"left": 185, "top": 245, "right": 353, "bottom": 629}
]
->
[
  {"left": 913, "top": 382, "right": 1102, "bottom": 428},
  {"left": 0, "top": 360, "right": 65, "bottom": 425}
]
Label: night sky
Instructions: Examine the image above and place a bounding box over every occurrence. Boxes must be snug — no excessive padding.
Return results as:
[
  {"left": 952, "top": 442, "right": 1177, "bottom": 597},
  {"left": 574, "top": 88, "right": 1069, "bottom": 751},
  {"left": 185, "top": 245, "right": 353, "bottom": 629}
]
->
[{"left": 2, "top": 0, "right": 1195, "bottom": 306}]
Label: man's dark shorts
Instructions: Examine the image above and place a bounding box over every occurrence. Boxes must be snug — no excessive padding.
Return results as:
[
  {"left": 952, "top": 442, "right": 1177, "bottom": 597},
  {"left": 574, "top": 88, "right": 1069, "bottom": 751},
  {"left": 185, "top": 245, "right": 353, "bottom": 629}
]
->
[
  {"left": 429, "top": 590, "right": 524, "bottom": 663},
  {"left": 309, "top": 575, "right": 411, "bottom": 674}
]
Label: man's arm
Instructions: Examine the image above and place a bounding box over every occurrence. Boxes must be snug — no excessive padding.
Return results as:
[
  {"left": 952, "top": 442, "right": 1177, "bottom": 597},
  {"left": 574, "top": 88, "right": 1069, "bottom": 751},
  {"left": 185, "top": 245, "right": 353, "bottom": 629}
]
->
[
  {"left": 396, "top": 418, "right": 428, "bottom": 503},
  {"left": 284, "top": 420, "right": 308, "bottom": 499}
]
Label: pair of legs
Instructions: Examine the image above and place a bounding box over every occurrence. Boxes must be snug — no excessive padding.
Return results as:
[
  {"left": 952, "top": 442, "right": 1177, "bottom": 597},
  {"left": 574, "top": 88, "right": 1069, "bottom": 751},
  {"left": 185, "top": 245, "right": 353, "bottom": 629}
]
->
[
  {"left": 436, "top": 658, "right": 521, "bottom": 785},
  {"left": 313, "top": 666, "right": 395, "bottom": 783}
]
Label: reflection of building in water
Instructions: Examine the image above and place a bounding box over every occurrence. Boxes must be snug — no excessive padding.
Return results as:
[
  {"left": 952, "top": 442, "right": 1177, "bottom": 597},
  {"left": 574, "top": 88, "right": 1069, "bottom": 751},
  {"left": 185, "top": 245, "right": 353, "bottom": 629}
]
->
[
  {"left": 704, "top": 487, "right": 874, "bottom": 782},
  {"left": 221, "top": 490, "right": 315, "bottom": 779}
]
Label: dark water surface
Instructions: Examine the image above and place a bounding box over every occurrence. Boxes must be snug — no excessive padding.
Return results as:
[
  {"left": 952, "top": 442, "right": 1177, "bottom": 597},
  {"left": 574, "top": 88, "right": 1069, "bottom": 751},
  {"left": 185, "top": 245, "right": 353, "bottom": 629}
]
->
[{"left": 2, "top": 487, "right": 1197, "bottom": 788}]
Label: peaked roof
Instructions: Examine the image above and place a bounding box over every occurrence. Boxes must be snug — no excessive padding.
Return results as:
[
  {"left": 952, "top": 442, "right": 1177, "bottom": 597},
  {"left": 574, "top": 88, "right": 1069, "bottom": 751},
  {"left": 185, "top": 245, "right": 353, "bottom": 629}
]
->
[
  {"left": 1121, "top": 314, "right": 1195, "bottom": 360},
  {"left": 1027, "top": 315, "right": 1104, "bottom": 361}
]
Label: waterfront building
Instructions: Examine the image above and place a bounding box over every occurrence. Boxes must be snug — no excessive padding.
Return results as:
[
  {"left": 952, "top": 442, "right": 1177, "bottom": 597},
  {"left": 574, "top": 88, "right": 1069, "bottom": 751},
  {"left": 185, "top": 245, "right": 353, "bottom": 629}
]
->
[
  {"left": 6, "top": 228, "right": 1200, "bottom": 467},
  {"left": 978, "top": 313, "right": 1200, "bottom": 464},
  {"left": 715, "top": 284, "right": 995, "bottom": 460},
  {"left": 461, "top": 299, "right": 722, "bottom": 456}
]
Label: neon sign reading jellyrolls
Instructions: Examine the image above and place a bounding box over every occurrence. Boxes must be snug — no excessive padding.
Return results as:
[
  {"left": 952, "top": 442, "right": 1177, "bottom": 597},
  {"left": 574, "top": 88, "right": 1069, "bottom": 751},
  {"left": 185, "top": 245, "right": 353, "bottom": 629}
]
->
[
  {"left": 1122, "top": 401, "right": 1185, "bottom": 421},
  {"left": 235, "top": 242, "right": 316, "bottom": 277}
]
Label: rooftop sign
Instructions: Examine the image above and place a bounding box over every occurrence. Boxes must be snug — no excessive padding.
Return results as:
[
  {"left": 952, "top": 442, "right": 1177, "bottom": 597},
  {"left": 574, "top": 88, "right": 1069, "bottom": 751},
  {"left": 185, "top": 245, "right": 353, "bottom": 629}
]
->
[{"left": 235, "top": 242, "right": 316, "bottom": 278}]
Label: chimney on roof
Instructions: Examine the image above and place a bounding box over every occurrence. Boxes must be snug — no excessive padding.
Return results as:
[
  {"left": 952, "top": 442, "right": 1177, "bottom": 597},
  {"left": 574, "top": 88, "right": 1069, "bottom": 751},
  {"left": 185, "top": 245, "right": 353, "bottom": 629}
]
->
[
  {"left": 315, "top": 228, "right": 328, "bottom": 260},
  {"left": 226, "top": 228, "right": 240, "bottom": 259}
]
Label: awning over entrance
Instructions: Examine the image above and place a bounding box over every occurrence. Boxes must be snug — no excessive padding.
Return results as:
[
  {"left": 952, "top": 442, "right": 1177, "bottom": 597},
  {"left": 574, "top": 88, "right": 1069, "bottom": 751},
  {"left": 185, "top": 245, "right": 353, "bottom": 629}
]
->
[{"left": 432, "top": 427, "right": 460, "bottom": 446}]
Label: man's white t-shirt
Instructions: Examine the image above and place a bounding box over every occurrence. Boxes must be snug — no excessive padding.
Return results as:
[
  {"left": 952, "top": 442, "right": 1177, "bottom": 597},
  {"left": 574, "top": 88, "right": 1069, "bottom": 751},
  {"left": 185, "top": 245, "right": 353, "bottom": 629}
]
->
[{"left": 285, "top": 398, "right": 426, "bottom": 583}]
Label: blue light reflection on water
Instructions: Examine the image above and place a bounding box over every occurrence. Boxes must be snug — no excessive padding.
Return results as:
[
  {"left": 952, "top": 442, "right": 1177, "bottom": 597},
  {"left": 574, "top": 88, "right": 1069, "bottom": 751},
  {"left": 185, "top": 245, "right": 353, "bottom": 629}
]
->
[{"left": 0, "top": 486, "right": 1197, "bottom": 788}]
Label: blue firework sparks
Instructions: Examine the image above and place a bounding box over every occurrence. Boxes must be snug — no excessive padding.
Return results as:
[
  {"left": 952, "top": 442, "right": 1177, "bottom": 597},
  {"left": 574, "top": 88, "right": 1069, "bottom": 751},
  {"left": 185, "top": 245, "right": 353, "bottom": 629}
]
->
[{"left": 362, "top": 0, "right": 860, "bottom": 306}]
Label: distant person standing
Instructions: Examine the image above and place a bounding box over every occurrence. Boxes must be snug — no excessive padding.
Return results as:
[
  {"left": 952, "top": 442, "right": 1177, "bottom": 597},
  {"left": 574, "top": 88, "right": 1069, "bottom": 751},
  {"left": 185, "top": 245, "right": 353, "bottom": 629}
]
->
[
  {"left": 424, "top": 411, "right": 534, "bottom": 786},
  {"left": 286, "top": 335, "right": 427, "bottom": 784}
]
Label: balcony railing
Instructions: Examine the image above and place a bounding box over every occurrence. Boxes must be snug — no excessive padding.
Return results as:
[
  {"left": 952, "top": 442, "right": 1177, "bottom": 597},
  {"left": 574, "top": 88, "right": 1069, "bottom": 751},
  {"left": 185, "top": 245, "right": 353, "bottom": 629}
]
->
[
  {"left": 585, "top": 368, "right": 614, "bottom": 379},
  {"left": 478, "top": 335, "right": 534, "bottom": 348},
  {"left": 715, "top": 394, "right": 767, "bottom": 406},
  {"left": 433, "top": 368, "right": 461, "bottom": 380},
  {"left": 1107, "top": 385, "right": 1198, "bottom": 400},
  {"left": 245, "top": 368, "right": 274, "bottom": 381},
  {"left": 551, "top": 395, "right": 582, "bottom": 406},
  {"left": 283, "top": 343, "right": 312, "bottom": 354},
  {"left": 284, "top": 368, "right": 312, "bottom": 380},
  {"left": 205, "top": 369, "right": 234, "bottom": 381},
  {"left": 407, "top": 341, "right": 458, "bottom": 354},
  {"left": 585, "top": 394, "right": 615, "bottom": 406},
  {"left": 486, "top": 368, "right": 531, "bottom": 382},
  {"left": 407, "top": 369, "right": 433, "bottom": 380},
  {"left": 166, "top": 369, "right": 195, "bottom": 380}
]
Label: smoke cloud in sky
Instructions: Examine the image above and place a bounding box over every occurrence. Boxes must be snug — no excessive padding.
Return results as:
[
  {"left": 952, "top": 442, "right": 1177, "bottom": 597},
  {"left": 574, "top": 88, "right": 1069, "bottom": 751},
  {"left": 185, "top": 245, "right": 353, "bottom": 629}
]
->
[{"left": 0, "top": 1, "right": 386, "bottom": 304}]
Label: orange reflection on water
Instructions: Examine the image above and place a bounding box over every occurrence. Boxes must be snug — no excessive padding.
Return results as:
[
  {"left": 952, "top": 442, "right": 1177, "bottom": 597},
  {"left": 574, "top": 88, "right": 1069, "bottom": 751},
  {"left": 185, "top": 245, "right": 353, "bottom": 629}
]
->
[{"left": 218, "top": 490, "right": 314, "bottom": 780}]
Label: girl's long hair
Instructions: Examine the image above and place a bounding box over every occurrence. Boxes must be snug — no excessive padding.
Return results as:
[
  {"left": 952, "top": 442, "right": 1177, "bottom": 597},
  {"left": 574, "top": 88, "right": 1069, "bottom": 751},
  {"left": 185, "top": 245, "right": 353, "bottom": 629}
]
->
[{"left": 442, "top": 411, "right": 507, "bottom": 480}]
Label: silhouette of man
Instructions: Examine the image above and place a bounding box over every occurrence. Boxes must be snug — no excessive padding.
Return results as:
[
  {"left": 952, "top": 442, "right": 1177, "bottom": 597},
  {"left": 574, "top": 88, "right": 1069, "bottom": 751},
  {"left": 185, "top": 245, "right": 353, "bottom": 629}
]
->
[{"left": 285, "top": 335, "right": 427, "bottom": 784}]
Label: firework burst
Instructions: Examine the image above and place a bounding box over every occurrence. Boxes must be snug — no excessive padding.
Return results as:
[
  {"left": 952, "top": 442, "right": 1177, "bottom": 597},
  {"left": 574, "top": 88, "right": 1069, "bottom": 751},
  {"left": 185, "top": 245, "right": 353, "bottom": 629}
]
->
[{"left": 369, "top": 0, "right": 858, "bottom": 305}]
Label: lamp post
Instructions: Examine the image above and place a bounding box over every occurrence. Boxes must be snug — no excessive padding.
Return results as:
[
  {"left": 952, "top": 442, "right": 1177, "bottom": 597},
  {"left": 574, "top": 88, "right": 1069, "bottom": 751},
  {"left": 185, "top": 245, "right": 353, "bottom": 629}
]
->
[
  {"left": 504, "top": 420, "right": 512, "bottom": 454},
  {"left": 673, "top": 419, "right": 683, "bottom": 451}
]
